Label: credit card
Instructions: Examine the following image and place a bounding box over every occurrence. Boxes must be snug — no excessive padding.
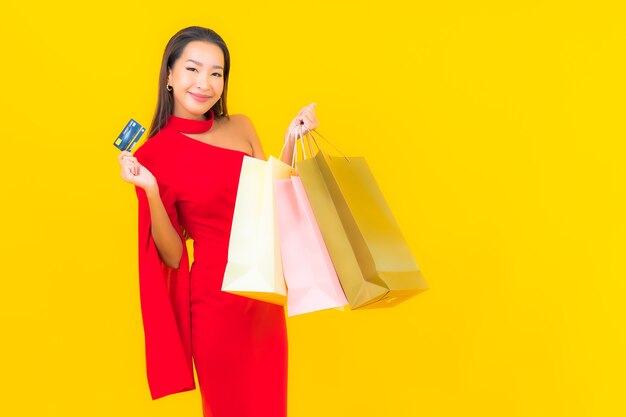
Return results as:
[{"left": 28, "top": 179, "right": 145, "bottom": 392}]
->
[{"left": 113, "top": 119, "right": 146, "bottom": 151}]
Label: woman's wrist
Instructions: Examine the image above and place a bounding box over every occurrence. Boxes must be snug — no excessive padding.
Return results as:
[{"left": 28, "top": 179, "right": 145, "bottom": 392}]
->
[
  {"left": 284, "top": 130, "right": 297, "bottom": 144},
  {"left": 144, "top": 184, "right": 160, "bottom": 200}
]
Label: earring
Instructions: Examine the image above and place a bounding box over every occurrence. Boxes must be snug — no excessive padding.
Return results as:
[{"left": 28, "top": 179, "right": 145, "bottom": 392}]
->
[{"left": 166, "top": 82, "right": 173, "bottom": 91}]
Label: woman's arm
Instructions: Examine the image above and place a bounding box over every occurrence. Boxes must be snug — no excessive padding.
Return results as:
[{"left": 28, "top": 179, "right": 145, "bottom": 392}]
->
[
  {"left": 281, "top": 134, "right": 296, "bottom": 165},
  {"left": 119, "top": 151, "right": 183, "bottom": 269},
  {"left": 237, "top": 103, "right": 319, "bottom": 163},
  {"left": 144, "top": 186, "right": 183, "bottom": 269}
]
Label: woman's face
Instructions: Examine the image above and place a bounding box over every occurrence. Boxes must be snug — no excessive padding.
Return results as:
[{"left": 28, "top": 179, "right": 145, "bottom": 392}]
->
[{"left": 168, "top": 41, "right": 225, "bottom": 120}]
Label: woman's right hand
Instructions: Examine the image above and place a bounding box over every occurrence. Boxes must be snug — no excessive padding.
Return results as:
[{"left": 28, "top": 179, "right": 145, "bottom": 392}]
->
[{"left": 118, "top": 151, "right": 157, "bottom": 193}]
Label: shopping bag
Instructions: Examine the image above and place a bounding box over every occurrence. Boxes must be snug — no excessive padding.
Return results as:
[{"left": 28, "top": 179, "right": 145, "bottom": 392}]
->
[
  {"left": 275, "top": 175, "right": 348, "bottom": 316},
  {"left": 222, "top": 156, "right": 294, "bottom": 305},
  {"left": 297, "top": 134, "right": 428, "bottom": 309}
]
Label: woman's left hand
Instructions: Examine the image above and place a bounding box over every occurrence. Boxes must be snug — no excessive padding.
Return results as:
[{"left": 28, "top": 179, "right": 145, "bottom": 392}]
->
[{"left": 285, "top": 103, "right": 319, "bottom": 143}]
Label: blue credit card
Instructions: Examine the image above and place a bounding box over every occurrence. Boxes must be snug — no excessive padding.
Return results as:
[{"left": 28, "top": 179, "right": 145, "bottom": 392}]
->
[{"left": 113, "top": 119, "right": 146, "bottom": 151}]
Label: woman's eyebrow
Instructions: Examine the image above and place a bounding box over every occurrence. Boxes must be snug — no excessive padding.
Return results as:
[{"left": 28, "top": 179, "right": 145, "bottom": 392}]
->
[{"left": 185, "top": 59, "right": 224, "bottom": 70}]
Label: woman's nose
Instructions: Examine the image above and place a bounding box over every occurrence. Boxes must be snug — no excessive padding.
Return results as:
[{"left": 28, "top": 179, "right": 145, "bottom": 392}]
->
[{"left": 195, "top": 76, "right": 210, "bottom": 90}]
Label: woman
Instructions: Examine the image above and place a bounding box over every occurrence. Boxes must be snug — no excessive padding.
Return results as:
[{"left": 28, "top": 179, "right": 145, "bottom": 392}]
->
[{"left": 118, "top": 26, "right": 318, "bottom": 417}]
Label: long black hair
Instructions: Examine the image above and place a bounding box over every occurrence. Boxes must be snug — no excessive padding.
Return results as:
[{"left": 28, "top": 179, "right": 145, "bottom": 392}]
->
[{"left": 148, "top": 26, "right": 231, "bottom": 139}]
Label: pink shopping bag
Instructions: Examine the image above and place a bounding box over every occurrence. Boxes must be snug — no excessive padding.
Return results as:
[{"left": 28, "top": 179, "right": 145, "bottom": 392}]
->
[{"left": 275, "top": 176, "right": 348, "bottom": 316}]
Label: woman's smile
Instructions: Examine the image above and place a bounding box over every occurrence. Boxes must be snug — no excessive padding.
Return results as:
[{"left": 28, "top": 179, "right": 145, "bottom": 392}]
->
[{"left": 189, "top": 92, "right": 212, "bottom": 102}]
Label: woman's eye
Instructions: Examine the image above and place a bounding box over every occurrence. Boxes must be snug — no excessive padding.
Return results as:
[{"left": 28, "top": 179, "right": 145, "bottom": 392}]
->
[
  {"left": 186, "top": 67, "right": 198, "bottom": 72},
  {"left": 212, "top": 72, "right": 223, "bottom": 77}
]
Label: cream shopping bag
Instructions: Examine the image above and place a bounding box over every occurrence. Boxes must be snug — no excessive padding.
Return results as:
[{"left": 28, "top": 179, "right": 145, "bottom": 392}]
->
[{"left": 222, "top": 156, "right": 294, "bottom": 305}]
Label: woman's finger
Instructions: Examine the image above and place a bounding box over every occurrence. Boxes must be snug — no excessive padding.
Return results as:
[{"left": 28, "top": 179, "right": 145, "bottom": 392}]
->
[
  {"left": 303, "top": 102, "right": 316, "bottom": 112},
  {"left": 297, "top": 103, "right": 316, "bottom": 116},
  {"left": 123, "top": 163, "right": 139, "bottom": 179},
  {"left": 118, "top": 151, "right": 132, "bottom": 161},
  {"left": 119, "top": 155, "right": 134, "bottom": 165},
  {"left": 121, "top": 157, "right": 139, "bottom": 168},
  {"left": 121, "top": 167, "right": 132, "bottom": 182},
  {"left": 301, "top": 111, "right": 317, "bottom": 125},
  {"left": 303, "top": 114, "right": 318, "bottom": 130}
]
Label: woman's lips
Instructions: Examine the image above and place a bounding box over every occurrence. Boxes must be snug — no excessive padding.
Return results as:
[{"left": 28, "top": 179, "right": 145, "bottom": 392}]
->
[{"left": 189, "top": 92, "right": 211, "bottom": 102}]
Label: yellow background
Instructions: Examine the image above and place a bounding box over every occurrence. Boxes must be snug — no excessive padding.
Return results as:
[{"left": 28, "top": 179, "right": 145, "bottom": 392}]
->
[{"left": 1, "top": 1, "right": 624, "bottom": 416}]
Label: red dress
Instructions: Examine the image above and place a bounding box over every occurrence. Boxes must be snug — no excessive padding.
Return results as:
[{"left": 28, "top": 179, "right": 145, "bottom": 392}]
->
[{"left": 133, "top": 113, "right": 288, "bottom": 417}]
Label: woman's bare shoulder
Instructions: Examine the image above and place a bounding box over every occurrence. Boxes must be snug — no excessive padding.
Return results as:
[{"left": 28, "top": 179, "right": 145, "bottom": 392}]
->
[
  {"left": 218, "top": 114, "right": 257, "bottom": 140},
  {"left": 219, "top": 114, "right": 263, "bottom": 157},
  {"left": 220, "top": 114, "right": 254, "bottom": 130}
]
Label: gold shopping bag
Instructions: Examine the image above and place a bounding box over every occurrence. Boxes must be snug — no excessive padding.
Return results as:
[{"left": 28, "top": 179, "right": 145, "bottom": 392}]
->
[{"left": 297, "top": 137, "right": 428, "bottom": 309}]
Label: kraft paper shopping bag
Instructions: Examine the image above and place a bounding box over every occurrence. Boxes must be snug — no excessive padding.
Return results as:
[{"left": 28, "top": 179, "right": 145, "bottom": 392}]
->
[{"left": 297, "top": 140, "right": 428, "bottom": 309}]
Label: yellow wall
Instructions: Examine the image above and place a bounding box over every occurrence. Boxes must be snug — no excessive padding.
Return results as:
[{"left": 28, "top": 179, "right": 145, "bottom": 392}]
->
[{"left": 1, "top": 1, "right": 624, "bottom": 416}]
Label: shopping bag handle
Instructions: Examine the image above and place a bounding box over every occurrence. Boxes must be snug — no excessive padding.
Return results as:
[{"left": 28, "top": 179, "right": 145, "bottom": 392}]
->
[
  {"left": 279, "top": 123, "right": 309, "bottom": 168},
  {"left": 304, "top": 128, "right": 350, "bottom": 162},
  {"left": 280, "top": 123, "right": 351, "bottom": 164}
]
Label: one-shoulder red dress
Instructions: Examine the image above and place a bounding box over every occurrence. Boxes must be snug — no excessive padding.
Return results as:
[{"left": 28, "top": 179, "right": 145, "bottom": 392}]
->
[{"left": 132, "top": 112, "right": 287, "bottom": 417}]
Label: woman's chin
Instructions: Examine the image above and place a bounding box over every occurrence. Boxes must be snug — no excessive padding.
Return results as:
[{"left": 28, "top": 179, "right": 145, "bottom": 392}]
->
[{"left": 181, "top": 104, "right": 214, "bottom": 119}]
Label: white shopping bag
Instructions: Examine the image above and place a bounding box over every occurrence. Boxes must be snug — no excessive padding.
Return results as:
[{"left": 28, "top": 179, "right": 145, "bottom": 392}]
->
[{"left": 222, "top": 156, "right": 294, "bottom": 305}]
